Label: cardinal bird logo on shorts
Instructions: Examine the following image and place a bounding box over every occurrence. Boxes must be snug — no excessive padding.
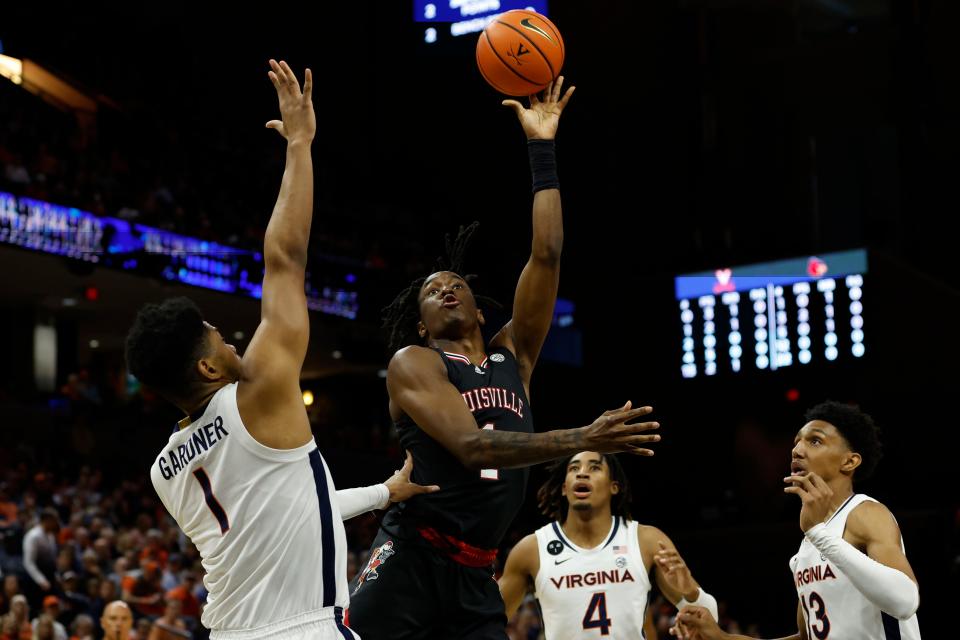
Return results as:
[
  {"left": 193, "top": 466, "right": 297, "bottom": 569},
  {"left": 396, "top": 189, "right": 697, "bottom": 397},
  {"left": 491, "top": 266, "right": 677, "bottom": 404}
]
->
[{"left": 353, "top": 540, "right": 395, "bottom": 594}]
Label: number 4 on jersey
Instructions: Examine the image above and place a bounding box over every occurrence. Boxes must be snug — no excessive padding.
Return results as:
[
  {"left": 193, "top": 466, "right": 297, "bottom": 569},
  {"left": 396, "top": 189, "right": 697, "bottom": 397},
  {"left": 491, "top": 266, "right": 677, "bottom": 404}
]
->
[{"left": 582, "top": 592, "right": 612, "bottom": 635}]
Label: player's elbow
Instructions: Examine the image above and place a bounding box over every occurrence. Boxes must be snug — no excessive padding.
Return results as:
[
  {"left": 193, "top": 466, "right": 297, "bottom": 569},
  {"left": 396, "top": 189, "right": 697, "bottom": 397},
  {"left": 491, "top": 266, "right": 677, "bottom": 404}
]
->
[
  {"left": 531, "top": 241, "right": 562, "bottom": 265},
  {"left": 264, "top": 241, "right": 308, "bottom": 270},
  {"left": 890, "top": 587, "right": 920, "bottom": 620}
]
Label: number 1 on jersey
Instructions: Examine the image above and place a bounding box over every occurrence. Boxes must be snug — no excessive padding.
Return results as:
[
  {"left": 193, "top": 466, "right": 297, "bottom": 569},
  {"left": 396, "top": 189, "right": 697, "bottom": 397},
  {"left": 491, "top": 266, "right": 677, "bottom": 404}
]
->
[
  {"left": 582, "top": 591, "right": 611, "bottom": 635},
  {"left": 193, "top": 468, "right": 230, "bottom": 534},
  {"left": 480, "top": 424, "right": 499, "bottom": 480}
]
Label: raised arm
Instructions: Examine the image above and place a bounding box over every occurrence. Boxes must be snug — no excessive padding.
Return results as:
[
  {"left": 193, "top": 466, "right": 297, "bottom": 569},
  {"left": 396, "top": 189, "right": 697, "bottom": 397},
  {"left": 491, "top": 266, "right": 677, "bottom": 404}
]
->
[
  {"left": 492, "top": 78, "right": 575, "bottom": 383},
  {"left": 642, "top": 527, "right": 717, "bottom": 621},
  {"left": 387, "top": 346, "right": 659, "bottom": 470},
  {"left": 498, "top": 533, "right": 539, "bottom": 619},
  {"left": 236, "top": 60, "right": 316, "bottom": 449}
]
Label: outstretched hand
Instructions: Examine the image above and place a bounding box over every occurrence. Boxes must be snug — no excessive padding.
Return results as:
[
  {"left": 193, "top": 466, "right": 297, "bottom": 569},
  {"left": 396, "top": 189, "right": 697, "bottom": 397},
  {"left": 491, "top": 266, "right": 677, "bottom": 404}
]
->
[
  {"left": 266, "top": 59, "right": 315, "bottom": 144},
  {"left": 383, "top": 451, "right": 440, "bottom": 503},
  {"left": 670, "top": 605, "right": 723, "bottom": 640},
  {"left": 583, "top": 401, "right": 660, "bottom": 456},
  {"left": 502, "top": 76, "right": 576, "bottom": 140}
]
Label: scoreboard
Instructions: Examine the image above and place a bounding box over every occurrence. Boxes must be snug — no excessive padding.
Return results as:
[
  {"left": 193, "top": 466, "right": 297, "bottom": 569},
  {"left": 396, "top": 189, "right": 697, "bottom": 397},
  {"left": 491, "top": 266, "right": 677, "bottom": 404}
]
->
[
  {"left": 676, "top": 250, "right": 867, "bottom": 378},
  {"left": 414, "top": 1, "right": 549, "bottom": 44}
]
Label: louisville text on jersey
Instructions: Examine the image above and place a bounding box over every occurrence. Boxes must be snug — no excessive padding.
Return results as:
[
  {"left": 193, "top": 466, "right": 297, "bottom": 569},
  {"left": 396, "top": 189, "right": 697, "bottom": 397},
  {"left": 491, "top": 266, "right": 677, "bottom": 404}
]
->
[{"left": 461, "top": 387, "right": 524, "bottom": 418}]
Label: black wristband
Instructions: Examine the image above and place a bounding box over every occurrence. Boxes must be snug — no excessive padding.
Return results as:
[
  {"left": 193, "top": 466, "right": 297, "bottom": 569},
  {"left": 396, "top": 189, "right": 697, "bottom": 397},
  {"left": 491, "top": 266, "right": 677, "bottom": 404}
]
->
[{"left": 528, "top": 139, "right": 559, "bottom": 193}]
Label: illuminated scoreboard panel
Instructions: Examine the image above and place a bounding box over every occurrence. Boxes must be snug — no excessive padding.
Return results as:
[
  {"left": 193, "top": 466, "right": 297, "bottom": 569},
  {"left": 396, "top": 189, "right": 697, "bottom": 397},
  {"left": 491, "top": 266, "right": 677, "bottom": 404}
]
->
[
  {"left": 414, "top": 1, "right": 549, "bottom": 43},
  {"left": 676, "top": 250, "right": 867, "bottom": 379}
]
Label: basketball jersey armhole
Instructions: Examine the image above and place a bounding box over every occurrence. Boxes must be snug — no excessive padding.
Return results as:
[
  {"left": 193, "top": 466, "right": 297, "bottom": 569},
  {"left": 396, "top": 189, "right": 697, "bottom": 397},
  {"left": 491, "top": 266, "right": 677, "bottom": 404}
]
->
[{"left": 224, "top": 382, "right": 318, "bottom": 462}]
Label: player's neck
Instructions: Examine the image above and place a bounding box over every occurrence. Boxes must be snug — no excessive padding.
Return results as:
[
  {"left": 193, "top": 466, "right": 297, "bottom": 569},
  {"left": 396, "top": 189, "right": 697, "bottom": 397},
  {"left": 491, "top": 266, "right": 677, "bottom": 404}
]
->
[
  {"left": 825, "top": 479, "right": 855, "bottom": 518},
  {"left": 179, "top": 385, "right": 225, "bottom": 424},
  {"left": 561, "top": 507, "right": 614, "bottom": 549},
  {"left": 430, "top": 334, "right": 487, "bottom": 362}
]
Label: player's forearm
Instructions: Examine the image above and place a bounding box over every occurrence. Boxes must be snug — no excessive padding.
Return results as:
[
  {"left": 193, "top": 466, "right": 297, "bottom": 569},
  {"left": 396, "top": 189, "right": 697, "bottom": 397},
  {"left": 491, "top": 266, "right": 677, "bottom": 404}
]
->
[
  {"left": 805, "top": 523, "right": 919, "bottom": 619},
  {"left": 336, "top": 485, "right": 389, "bottom": 520},
  {"left": 464, "top": 426, "right": 588, "bottom": 469},
  {"left": 263, "top": 140, "right": 314, "bottom": 267},
  {"left": 528, "top": 139, "right": 562, "bottom": 262},
  {"left": 530, "top": 189, "right": 562, "bottom": 263}
]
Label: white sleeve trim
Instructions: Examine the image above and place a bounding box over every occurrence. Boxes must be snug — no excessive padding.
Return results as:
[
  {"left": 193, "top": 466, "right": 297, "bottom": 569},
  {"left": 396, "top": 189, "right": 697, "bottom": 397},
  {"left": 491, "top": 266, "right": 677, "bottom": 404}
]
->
[
  {"left": 336, "top": 484, "right": 390, "bottom": 520},
  {"left": 678, "top": 588, "right": 718, "bottom": 622}
]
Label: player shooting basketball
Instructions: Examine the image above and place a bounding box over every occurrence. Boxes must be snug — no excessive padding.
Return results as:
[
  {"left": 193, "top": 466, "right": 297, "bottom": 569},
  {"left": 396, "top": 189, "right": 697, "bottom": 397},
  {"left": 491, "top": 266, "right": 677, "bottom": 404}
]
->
[{"left": 347, "top": 77, "right": 662, "bottom": 639}]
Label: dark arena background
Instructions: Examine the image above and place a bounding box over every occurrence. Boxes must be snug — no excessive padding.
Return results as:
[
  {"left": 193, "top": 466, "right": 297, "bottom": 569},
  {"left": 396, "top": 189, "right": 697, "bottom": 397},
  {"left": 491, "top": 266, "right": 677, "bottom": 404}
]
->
[{"left": 1, "top": 2, "right": 957, "bottom": 638}]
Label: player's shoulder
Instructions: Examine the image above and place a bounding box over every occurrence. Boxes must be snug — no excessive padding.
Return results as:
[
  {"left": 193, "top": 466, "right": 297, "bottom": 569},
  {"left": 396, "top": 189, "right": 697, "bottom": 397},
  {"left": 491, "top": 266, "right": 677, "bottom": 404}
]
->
[
  {"left": 845, "top": 496, "right": 899, "bottom": 542},
  {"left": 847, "top": 496, "right": 894, "bottom": 524},
  {"left": 505, "top": 533, "right": 540, "bottom": 573},
  {"left": 512, "top": 532, "right": 540, "bottom": 555},
  {"left": 636, "top": 522, "right": 667, "bottom": 544},
  {"left": 388, "top": 345, "right": 444, "bottom": 376}
]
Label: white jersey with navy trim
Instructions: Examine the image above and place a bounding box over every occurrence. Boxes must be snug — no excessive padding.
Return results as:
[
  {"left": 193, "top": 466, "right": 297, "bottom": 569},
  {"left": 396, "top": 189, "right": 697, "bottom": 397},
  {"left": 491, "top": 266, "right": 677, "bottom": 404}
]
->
[
  {"left": 790, "top": 494, "right": 920, "bottom": 640},
  {"left": 150, "top": 382, "right": 355, "bottom": 638},
  {"left": 534, "top": 517, "right": 651, "bottom": 640}
]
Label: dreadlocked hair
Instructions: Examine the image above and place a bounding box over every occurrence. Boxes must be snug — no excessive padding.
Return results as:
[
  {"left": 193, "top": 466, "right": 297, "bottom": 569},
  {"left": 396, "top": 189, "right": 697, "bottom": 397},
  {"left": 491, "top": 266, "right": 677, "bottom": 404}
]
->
[
  {"left": 382, "top": 221, "right": 502, "bottom": 354},
  {"left": 537, "top": 453, "right": 634, "bottom": 522}
]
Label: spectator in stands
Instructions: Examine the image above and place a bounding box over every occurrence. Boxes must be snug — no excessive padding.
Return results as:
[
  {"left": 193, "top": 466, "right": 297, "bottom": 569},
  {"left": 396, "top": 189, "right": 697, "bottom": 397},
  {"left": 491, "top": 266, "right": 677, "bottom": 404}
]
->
[
  {"left": 98, "top": 601, "right": 132, "bottom": 640},
  {"left": 163, "top": 573, "right": 198, "bottom": 625},
  {"left": 67, "top": 614, "right": 93, "bottom": 640},
  {"left": 122, "top": 561, "right": 162, "bottom": 618},
  {"left": 133, "top": 618, "right": 151, "bottom": 640},
  {"left": 53, "top": 550, "right": 75, "bottom": 588},
  {"left": 139, "top": 531, "right": 167, "bottom": 569},
  {"left": 107, "top": 559, "right": 126, "bottom": 594},
  {"left": 22, "top": 509, "right": 59, "bottom": 602},
  {"left": 147, "top": 599, "right": 188, "bottom": 640},
  {"left": 31, "top": 597, "right": 66, "bottom": 640},
  {"left": 1, "top": 613, "right": 22, "bottom": 640},
  {"left": 159, "top": 556, "right": 182, "bottom": 592},
  {"left": 3, "top": 594, "right": 31, "bottom": 640},
  {"left": 57, "top": 573, "right": 89, "bottom": 627},
  {"left": 0, "top": 485, "right": 18, "bottom": 531},
  {"left": 0, "top": 576, "right": 19, "bottom": 618},
  {"left": 32, "top": 613, "right": 56, "bottom": 640}
]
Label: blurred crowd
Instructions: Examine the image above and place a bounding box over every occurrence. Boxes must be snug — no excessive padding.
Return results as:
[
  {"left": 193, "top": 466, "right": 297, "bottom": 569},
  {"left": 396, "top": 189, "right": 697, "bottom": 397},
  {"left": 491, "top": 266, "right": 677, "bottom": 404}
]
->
[
  {"left": 0, "top": 464, "right": 760, "bottom": 640},
  {"left": 0, "top": 80, "right": 431, "bottom": 283}
]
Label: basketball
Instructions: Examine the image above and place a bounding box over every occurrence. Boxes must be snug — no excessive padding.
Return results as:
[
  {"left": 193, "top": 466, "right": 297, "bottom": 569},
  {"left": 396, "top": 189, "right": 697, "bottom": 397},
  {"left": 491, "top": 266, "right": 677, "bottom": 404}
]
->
[{"left": 476, "top": 10, "right": 565, "bottom": 96}]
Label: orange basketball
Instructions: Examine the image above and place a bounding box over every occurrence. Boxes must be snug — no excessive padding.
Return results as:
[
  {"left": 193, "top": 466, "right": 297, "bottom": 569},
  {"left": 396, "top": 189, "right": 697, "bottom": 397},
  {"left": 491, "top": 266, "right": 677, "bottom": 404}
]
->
[{"left": 476, "top": 10, "right": 565, "bottom": 97}]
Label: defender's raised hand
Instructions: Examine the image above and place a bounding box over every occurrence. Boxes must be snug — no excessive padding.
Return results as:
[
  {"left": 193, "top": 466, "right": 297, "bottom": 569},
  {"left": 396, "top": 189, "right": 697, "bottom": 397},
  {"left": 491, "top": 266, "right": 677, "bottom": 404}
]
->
[
  {"left": 266, "top": 59, "right": 315, "bottom": 144},
  {"left": 583, "top": 401, "right": 660, "bottom": 456},
  {"left": 502, "top": 75, "right": 576, "bottom": 140}
]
